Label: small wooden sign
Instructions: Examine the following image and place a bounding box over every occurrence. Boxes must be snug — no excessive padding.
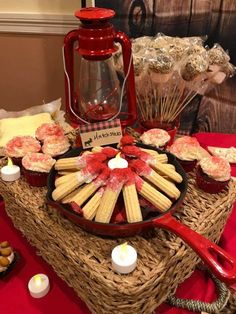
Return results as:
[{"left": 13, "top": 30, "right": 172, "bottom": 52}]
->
[{"left": 79, "top": 119, "right": 122, "bottom": 149}]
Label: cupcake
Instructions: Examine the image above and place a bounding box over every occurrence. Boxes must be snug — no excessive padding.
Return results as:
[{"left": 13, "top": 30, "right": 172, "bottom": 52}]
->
[
  {"left": 140, "top": 128, "right": 170, "bottom": 150},
  {"left": 196, "top": 156, "right": 231, "bottom": 194},
  {"left": 5, "top": 136, "right": 41, "bottom": 166},
  {"left": 0, "top": 241, "right": 15, "bottom": 277},
  {"left": 22, "top": 152, "right": 56, "bottom": 187},
  {"left": 169, "top": 136, "right": 200, "bottom": 172},
  {"left": 35, "top": 123, "right": 65, "bottom": 142},
  {"left": 42, "top": 135, "right": 70, "bottom": 158}
]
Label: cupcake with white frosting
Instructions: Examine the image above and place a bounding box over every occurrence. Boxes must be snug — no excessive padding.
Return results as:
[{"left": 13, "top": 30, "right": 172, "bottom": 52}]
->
[
  {"left": 42, "top": 135, "right": 70, "bottom": 158},
  {"left": 169, "top": 136, "right": 200, "bottom": 172},
  {"left": 35, "top": 123, "right": 65, "bottom": 142},
  {"left": 140, "top": 128, "right": 170, "bottom": 150},
  {"left": 22, "top": 152, "right": 56, "bottom": 187},
  {"left": 196, "top": 156, "right": 231, "bottom": 193}
]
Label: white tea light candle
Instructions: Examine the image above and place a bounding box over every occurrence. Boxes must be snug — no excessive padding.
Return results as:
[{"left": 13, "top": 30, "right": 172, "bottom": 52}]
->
[
  {"left": 1, "top": 158, "right": 20, "bottom": 182},
  {"left": 111, "top": 243, "right": 137, "bottom": 274},
  {"left": 108, "top": 153, "right": 128, "bottom": 170},
  {"left": 28, "top": 274, "right": 50, "bottom": 298}
]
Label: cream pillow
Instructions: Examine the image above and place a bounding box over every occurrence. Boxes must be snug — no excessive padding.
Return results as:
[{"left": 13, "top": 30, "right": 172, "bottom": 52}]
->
[{"left": 0, "top": 112, "right": 53, "bottom": 147}]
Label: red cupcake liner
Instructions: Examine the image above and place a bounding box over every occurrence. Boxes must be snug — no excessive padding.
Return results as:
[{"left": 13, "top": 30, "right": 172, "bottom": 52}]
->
[
  {"left": 196, "top": 165, "right": 229, "bottom": 194},
  {"left": 22, "top": 168, "right": 48, "bottom": 187},
  {"left": 177, "top": 158, "right": 197, "bottom": 173}
]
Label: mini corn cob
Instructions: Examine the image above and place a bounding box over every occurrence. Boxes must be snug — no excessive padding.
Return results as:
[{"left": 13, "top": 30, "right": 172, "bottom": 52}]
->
[
  {"left": 52, "top": 163, "right": 102, "bottom": 201},
  {"left": 55, "top": 156, "right": 83, "bottom": 170},
  {"left": 82, "top": 188, "right": 105, "bottom": 220},
  {"left": 95, "top": 169, "right": 126, "bottom": 223},
  {"left": 163, "top": 164, "right": 175, "bottom": 170},
  {"left": 149, "top": 161, "right": 183, "bottom": 183},
  {"left": 129, "top": 159, "right": 180, "bottom": 199},
  {"left": 122, "top": 183, "right": 142, "bottom": 223},
  {"left": 92, "top": 146, "right": 104, "bottom": 153},
  {"left": 64, "top": 166, "right": 110, "bottom": 205},
  {"left": 145, "top": 170, "right": 180, "bottom": 199},
  {"left": 95, "top": 188, "right": 121, "bottom": 223},
  {"left": 135, "top": 175, "right": 172, "bottom": 211},
  {"left": 69, "top": 182, "right": 99, "bottom": 206},
  {"left": 62, "top": 187, "right": 82, "bottom": 204},
  {"left": 140, "top": 148, "right": 168, "bottom": 163},
  {"left": 55, "top": 152, "right": 107, "bottom": 171},
  {"left": 58, "top": 169, "right": 79, "bottom": 176},
  {"left": 55, "top": 171, "right": 80, "bottom": 187},
  {"left": 52, "top": 173, "right": 86, "bottom": 201}
]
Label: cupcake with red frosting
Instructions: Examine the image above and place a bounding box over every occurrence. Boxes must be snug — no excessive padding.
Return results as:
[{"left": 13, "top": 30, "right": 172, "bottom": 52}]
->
[
  {"left": 140, "top": 128, "right": 170, "bottom": 150},
  {"left": 169, "top": 136, "right": 200, "bottom": 172},
  {"left": 5, "top": 136, "right": 41, "bottom": 166},
  {"left": 42, "top": 135, "right": 70, "bottom": 158},
  {"left": 22, "top": 152, "right": 56, "bottom": 187},
  {"left": 35, "top": 123, "right": 64, "bottom": 142},
  {"left": 196, "top": 156, "right": 231, "bottom": 194}
]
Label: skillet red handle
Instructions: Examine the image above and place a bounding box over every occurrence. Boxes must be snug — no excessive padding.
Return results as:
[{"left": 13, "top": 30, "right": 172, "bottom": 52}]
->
[{"left": 153, "top": 212, "right": 236, "bottom": 285}]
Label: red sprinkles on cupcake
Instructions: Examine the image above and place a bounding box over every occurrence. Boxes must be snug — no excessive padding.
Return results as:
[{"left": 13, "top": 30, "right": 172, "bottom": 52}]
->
[
  {"left": 35, "top": 123, "right": 64, "bottom": 141},
  {"left": 140, "top": 128, "right": 170, "bottom": 149},
  {"left": 22, "top": 152, "right": 56, "bottom": 187},
  {"left": 196, "top": 156, "right": 231, "bottom": 194},
  {"left": 22, "top": 152, "right": 56, "bottom": 173},
  {"left": 198, "top": 156, "right": 231, "bottom": 182},
  {"left": 42, "top": 135, "right": 70, "bottom": 157},
  {"left": 5, "top": 136, "right": 41, "bottom": 157}
]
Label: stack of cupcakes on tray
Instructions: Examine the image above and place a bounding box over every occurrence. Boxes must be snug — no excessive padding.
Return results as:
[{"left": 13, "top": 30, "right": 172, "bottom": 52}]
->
[{"left": 4, "top": 123, "right": 70, "bottom": 187}]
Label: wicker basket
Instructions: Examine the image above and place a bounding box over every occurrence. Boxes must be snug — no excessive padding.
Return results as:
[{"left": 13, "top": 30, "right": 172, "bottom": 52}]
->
[{"left": 0, "top": 159, "right": 236, "bottom": 314}]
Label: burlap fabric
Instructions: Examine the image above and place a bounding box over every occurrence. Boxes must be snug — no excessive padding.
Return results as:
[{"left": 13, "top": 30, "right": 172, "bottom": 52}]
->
[{"left": 0, "top": 158, "right": 236, "bottom": 313}]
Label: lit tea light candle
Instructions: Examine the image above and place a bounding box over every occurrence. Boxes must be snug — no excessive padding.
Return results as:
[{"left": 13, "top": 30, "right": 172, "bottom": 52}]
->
[
  {"left": 1, "top": 158, "right": 20, "bottom": 182},
  {"left": 108, "top": 152, "right": 128, "bottom": 170},
  {"left": 111, "top": 242, "right": 137, "bottom": 274},
  {"left": 28, "top": 274, "right": 50, "bottom": 298}
]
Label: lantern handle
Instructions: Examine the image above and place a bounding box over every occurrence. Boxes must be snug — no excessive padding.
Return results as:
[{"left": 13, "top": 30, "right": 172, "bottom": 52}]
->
[
  {"left": 114, "top": 31, "right": 137, "bottom": 127},
  {"left": 63, "top": 30, "right": 89, "bottom": 125}
]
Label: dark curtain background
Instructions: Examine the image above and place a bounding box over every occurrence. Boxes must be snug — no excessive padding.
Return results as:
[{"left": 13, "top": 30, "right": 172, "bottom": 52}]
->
[{"left": 95, "top": 0, "right": 236, "bottom": 134}]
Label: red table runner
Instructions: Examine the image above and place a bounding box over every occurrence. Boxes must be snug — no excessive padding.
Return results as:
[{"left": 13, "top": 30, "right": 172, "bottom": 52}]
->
[{"left": 0, "top": 132, "right": 235, "bottom": 314}]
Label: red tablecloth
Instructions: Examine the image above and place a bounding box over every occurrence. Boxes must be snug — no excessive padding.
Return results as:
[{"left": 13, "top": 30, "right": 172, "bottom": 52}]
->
[{"left": 0, "top": 132, "right": 235, "bottom": 314}]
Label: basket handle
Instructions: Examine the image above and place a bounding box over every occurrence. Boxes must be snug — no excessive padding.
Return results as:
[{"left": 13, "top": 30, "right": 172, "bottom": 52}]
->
[{"left": 167, "top": 269, "right": 230, "bottom": 313}]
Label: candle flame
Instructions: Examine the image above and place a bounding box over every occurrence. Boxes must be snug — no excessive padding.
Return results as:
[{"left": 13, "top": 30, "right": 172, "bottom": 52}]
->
[
  {"left": 7, "top": 158, "right": 13, "bottom": 166},
  {"left": 119, "top": 242, "right": 128, "bottom": 260},
  {"left": 34, "top": 275, "right": 42, "bottom": 286},
  {"left": 115, "top": 152, "right": 121, "bottom": 159}
]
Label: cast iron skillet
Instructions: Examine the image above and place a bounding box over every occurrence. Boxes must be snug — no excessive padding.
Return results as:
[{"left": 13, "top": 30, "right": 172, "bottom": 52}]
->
[{"left": 46, "top": 144, "right": 236, "bottom": 285}]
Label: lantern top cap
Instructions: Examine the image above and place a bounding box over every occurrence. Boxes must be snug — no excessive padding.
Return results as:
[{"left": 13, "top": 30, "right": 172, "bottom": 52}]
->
[{"left": 75, "top": 7, "right": 115, "bottom": 21}]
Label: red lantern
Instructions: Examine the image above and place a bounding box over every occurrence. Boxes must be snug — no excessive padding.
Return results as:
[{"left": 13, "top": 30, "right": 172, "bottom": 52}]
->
[{"left": 63, "top": 7, "right": 137, "bottom": 127}]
